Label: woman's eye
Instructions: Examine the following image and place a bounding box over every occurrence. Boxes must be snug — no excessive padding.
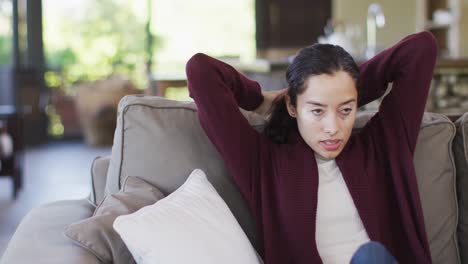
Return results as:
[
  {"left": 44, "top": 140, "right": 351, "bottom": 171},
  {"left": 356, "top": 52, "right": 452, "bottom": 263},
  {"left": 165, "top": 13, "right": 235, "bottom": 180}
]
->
[
  {"left": 311, "top": 109, "right": 323, "bottom": 115},
  {"left": 341, "top": 108, "right": 352, "bottom": 115}
]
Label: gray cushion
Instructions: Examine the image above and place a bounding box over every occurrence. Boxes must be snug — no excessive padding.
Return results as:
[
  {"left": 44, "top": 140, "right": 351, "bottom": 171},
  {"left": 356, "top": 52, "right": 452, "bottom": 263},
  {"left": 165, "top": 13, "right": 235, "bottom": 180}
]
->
[
  {"left": 0, "top": 199, "right": 100, "bottom": 264},
  {"left": 105, "top": 95, "right": 459, "bottom": 263},
  {"left": 64, "top": 176, "right": 165, "bottom": 264},
  {"left": 454, "top": 113, "right": 468, "bottom": 264}
]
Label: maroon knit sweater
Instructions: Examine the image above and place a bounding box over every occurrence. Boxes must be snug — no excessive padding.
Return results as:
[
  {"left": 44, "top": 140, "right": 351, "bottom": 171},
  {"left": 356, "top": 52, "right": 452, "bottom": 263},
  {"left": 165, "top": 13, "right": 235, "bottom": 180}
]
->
[{"left": 186, "top": 31, "right": 437, "bottom": 263}]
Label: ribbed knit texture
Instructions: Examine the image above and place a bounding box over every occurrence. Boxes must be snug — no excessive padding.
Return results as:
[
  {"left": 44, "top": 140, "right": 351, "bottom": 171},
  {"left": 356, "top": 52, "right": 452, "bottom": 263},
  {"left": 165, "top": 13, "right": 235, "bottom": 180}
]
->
[{"left": 186, "top": 31, "right": 437, "bottom": 264}]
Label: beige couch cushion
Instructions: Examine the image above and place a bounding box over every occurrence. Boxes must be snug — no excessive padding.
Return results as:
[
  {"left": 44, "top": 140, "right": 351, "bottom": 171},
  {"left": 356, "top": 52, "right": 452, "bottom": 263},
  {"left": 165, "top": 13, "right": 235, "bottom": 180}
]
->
[
  {"left": 106, "top": 96, "right": 459, "bottom": 263},
  {"left": 454, "top": 113, "right": 468, "bottom": 264},
  {"left": 88, "top": 156, "right": 111, "bottom": 206},
  {"left": 106, "top": 95, "right": 265, "bottom": 250},
  {"left": 0, "top": 200, "right": 100, "bottom": 264}
]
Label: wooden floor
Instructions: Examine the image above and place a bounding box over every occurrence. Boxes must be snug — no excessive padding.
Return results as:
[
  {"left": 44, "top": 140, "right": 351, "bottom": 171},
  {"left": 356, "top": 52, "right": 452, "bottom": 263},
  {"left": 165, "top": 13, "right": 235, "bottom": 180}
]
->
[{"left": 0, "top": 141, "right": 111, "bottom": 257}]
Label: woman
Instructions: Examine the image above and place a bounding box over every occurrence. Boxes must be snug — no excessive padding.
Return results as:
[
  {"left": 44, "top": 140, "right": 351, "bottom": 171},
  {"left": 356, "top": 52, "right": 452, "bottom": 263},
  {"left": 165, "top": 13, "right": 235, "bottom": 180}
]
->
[{"left": 186, "top": 31, "right": 437, "bottom": 263}]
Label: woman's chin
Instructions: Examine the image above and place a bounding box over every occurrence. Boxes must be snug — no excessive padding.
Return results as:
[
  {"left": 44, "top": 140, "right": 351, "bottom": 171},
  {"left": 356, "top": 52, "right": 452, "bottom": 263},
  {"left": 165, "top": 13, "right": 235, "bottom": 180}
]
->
[{"left": 314, "top": 149, "right": 341, "bottom": 160}]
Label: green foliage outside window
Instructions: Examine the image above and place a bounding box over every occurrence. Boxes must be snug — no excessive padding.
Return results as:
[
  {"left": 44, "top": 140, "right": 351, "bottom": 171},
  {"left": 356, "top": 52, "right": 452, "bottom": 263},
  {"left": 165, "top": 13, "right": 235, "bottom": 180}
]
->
[
  {"left": 44, "top": 0, "right": 152, "bottom": 92},
  {"left": 0, "top": 0, "right": 12, "bottom": 65},
  {"left": 0, "top": 35, "right": 10, "bottom": 64},
  {"left": 43, "top": 0, "right": 255, "bottom": 94}
]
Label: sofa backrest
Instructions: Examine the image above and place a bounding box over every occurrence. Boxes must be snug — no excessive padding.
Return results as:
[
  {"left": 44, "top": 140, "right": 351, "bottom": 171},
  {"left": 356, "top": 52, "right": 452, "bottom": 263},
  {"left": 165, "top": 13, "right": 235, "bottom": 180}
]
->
[
  {"left": 105, "top": 95, "right": 264, "bottom": 249},
  {"left": 454, "top": 113, "right": 468, "bottom": 264},
  {"left": 105, "top": 95, "right": 459, "bottom": 263}
]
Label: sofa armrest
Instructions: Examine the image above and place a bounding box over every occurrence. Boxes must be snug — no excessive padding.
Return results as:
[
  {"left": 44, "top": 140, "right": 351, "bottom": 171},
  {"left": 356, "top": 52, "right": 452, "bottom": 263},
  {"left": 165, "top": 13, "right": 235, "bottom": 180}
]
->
[
  {"left": 0, "top": 199, "right": 100, "bottom": 264},
  {"left": 88, "top": 155, "right": 110, "bottom": 206}
]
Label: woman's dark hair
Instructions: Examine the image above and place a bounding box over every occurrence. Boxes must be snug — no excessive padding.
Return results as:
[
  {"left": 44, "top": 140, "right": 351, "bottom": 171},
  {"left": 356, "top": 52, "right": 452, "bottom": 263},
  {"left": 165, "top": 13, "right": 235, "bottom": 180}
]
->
[{"left": 263, "top": 43, "right": 360, "bottom": 144}]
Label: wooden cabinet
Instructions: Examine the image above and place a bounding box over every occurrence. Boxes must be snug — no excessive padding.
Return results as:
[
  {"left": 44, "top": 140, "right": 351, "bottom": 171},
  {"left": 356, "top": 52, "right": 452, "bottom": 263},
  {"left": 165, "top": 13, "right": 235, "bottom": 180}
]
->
[
  {"left": 255, "top": 0, "right": 331, "bottom": 59},
  {"left": 420, "top": 0, "right": 460, "bottom": 57}
]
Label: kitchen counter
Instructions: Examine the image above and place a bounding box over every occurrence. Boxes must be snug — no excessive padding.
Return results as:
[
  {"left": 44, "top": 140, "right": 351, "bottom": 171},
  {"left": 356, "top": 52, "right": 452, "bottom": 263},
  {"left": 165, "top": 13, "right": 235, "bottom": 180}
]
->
[
  {"left": 226, "top": 57, "right": 468, "bottom": 74},
  {"left": 434, "top": 58, "right": 468, "bottom": 75}
]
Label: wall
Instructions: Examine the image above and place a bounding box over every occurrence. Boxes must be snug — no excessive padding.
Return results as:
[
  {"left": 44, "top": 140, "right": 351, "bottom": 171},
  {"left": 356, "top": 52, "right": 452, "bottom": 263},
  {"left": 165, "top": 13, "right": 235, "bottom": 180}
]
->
[
  {"left": 332, "top": 0, "right": 418, "bottom": 51},
  {"left": 333, "top": 0, "right": 468, "bottom": 57},
  {"left": 461, "top": 0, "right": 468, "bottom": 56}
]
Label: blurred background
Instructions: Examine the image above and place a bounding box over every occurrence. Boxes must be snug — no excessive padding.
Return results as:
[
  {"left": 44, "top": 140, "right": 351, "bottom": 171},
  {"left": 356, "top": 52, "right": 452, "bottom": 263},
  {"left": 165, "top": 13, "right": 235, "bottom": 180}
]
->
[{"left": 0, "top": 0, "right": 468, "bottom": 255}]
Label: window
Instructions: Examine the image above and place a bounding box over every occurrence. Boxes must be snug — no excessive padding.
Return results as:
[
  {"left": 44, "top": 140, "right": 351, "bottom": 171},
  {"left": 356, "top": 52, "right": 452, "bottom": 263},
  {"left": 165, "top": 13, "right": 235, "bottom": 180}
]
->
[
  {"left": 152, "top": 0, "right": 255, "bottom": 76},
  {"left": 0, "top": 0, "right": 12, "bottom": 64},
  {"left": 43, "top": 0, "right": 255, "bottom": 88}
]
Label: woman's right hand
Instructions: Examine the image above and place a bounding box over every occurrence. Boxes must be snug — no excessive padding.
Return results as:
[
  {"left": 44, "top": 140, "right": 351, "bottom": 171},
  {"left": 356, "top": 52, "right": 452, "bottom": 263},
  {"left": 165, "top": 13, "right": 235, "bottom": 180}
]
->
[{"left": 254, "top": 88, "right": 288, "bottom": 117}]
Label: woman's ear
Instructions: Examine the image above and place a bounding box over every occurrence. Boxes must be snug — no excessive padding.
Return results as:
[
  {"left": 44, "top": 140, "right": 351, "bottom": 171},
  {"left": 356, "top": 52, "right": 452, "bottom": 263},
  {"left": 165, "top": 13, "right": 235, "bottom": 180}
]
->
[{"left": 285, "top": 95, "right": 297, "bottom": 118}]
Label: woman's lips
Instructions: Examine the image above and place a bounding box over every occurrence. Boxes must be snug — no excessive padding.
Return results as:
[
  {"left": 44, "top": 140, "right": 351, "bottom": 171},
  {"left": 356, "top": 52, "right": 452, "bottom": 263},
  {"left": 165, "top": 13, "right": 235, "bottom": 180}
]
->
[{"left": 320, "top": 140, "right": 342, "bottom": 151}]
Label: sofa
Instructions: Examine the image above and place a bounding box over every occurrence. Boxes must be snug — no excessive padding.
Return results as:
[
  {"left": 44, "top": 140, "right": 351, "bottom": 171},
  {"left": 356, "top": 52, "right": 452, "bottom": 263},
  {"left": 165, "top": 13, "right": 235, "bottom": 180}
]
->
[{"left": 1, "top": 94, "right": 467, "bottom": 264}]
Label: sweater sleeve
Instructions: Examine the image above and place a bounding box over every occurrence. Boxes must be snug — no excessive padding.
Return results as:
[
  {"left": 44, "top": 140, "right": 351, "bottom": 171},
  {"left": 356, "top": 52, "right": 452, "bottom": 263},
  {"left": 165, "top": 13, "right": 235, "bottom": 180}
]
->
[
  {"left": 358, "top": 31, "right": 438, "bottom": 154},
  {"left": 186, "top": 53, "right": 266, "bottom": 202}
]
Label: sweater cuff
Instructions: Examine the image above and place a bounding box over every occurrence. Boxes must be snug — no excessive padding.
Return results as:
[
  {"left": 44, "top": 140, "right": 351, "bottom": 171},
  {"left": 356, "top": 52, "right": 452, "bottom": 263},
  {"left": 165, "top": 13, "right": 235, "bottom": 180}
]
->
[{"left": 240, "top": 80, "right": 264, "bottom": 111}]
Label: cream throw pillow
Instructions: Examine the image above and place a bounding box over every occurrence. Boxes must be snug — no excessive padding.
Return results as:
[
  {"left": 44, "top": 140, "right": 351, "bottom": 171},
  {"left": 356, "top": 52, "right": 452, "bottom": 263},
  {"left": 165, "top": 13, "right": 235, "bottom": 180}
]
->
[{"left": 113, "top": 169, "right": 263, "bottom": 264}]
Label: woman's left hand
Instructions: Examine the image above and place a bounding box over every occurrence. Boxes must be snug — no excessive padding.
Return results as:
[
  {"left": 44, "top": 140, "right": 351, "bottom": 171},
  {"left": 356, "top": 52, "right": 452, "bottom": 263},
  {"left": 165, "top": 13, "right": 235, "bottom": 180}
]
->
[{"left": 254, "top": 88, "right": 288, "bottom": 117}]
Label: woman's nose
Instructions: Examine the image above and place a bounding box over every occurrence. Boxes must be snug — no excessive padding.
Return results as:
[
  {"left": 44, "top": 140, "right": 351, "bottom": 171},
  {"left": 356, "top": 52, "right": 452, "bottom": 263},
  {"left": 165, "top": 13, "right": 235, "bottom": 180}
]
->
[{"left": 323, "top": 116, "right": 339, "bottom": 136}]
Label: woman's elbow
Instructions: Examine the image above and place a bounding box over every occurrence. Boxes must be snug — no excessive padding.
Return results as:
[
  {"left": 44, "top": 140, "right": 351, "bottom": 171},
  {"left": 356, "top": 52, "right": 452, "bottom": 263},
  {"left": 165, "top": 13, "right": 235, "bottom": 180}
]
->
[
  {"left": 186, "top": 53, "right": 211, "bottom": 79},
  {"left": 416, "top": 31, "right": 438, "bottom": 60}
]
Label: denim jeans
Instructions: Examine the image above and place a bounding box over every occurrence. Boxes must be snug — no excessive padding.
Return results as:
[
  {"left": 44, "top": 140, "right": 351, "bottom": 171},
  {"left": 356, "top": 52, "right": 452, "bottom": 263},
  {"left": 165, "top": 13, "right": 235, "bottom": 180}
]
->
[{"left": 350, "top": 241, "right": 399, "bottom": 264}]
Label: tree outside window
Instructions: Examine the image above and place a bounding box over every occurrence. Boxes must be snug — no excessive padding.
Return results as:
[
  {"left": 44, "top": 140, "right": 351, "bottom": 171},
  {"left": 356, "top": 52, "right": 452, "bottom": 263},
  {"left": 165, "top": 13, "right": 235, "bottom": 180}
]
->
[
  {"left": 0, "top": 0, "right": 12, "bottom": 65},
  {"left": 42, "top": 0, "right": 255, "bottom": 137},
  {"left": 43, "top": 0, "right": 255, "bottom": 92}
]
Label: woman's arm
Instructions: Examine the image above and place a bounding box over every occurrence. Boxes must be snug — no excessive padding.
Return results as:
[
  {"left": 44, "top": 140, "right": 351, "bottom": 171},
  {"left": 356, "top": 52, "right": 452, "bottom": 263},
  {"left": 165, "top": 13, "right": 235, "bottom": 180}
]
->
[
  {"left": 186, "top": 53, "right": 267, "bottom": 202},
  {"left": 358, "top": 31, "right": 438, "bottom": 153}
]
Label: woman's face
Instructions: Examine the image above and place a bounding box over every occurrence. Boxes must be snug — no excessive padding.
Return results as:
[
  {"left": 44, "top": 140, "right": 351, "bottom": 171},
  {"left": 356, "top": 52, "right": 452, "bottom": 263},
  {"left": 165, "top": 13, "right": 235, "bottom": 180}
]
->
[{"left": 286, "top": 71, "right": 358, "bottom": 160}]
